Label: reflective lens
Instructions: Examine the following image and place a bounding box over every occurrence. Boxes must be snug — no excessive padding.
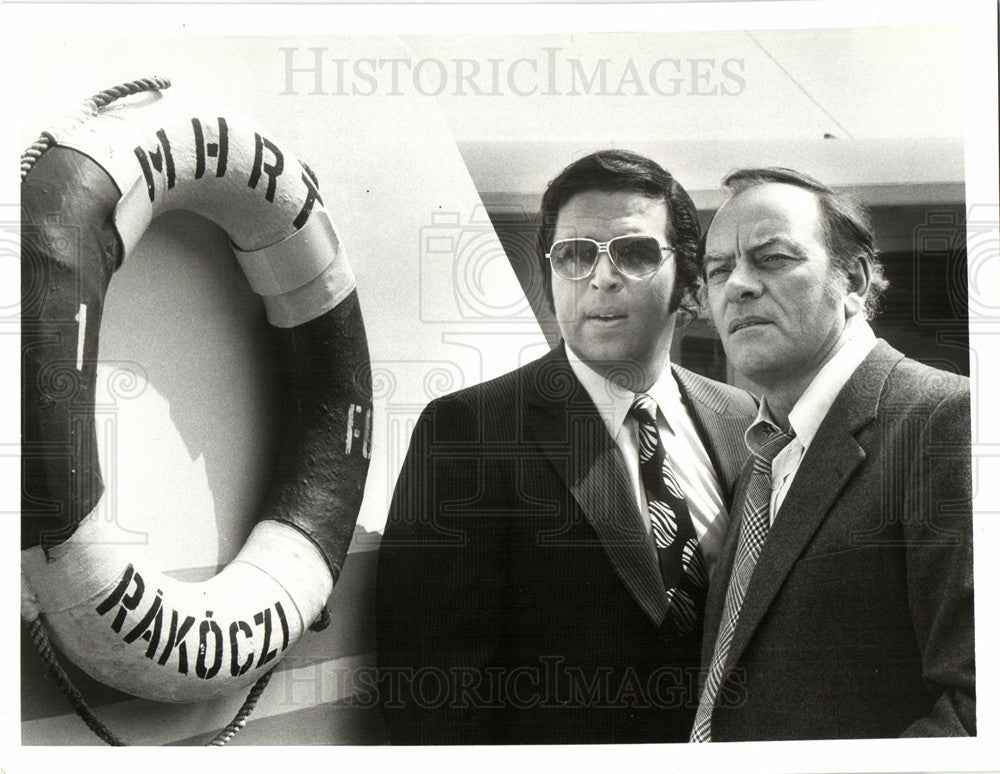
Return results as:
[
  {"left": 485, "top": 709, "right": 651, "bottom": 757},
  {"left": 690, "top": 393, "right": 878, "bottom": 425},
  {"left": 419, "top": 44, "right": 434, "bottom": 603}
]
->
[{"left": 548, "top": 235, "right": 671, "bottom": 280}]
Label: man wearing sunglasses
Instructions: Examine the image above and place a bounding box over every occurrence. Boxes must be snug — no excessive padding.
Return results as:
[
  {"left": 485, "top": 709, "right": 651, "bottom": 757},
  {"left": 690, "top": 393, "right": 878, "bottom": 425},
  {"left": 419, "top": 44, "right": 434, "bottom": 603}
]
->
[
  {"left": 377, "top": 150, "right": 756, "bottom": 744},
  {"left": 691, "top": 168, "right": 974, "bottom": 740}
]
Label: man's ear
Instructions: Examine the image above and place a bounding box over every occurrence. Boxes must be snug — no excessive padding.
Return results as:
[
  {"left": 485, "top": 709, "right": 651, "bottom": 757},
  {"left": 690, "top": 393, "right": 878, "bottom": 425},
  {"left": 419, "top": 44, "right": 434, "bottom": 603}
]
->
[{"left": 844, "top": 256, "right": 871, "bottom": 318}]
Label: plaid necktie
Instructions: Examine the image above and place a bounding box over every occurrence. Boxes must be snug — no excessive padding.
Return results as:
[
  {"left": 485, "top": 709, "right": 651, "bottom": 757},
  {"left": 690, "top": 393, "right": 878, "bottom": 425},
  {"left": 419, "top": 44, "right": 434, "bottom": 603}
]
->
[
  {"left": 629, "top": 393, "right": 709, "bottom": 641},
  {"left": 690, "top": 425, "right": 796, "bottom": 742}
]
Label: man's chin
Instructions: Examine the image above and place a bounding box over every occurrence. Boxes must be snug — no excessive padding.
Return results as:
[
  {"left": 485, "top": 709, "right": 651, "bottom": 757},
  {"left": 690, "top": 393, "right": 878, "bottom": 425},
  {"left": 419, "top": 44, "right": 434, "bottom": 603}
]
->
[{"left": 726, "top": 352, "right": 777, "bottom": 386}]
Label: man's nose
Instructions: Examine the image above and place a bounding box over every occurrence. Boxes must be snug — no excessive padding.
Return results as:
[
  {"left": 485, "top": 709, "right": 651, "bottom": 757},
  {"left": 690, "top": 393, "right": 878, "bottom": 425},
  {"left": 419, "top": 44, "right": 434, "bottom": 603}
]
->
[
  {"left": 724, "top": 260, "right": 763, "bottom": 302},
  {"left": 590, "top": 250, "right": 623, "bottom": 290}
]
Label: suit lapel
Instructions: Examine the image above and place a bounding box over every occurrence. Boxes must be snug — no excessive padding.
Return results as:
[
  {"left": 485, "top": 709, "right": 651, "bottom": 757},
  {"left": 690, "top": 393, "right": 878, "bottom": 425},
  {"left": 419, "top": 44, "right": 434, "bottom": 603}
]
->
[
  {"left": 673, "top": 365, "right": 753, "bottom": 496},
  {"left": 524, "top": 347, "right": 670, "bottom": 627},
  {"left": 719, "top": 341, "right": 904, "bottom": 676}
]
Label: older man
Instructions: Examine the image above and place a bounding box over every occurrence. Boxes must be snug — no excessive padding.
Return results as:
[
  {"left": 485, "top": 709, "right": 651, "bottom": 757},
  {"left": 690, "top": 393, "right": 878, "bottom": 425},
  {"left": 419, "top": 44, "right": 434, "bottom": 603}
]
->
[
  {"left": 692, "top": 167, "right": 975, "bottom": 741},
  {"left": 376, "top": 150, "right": 756, "bottom": 744}
]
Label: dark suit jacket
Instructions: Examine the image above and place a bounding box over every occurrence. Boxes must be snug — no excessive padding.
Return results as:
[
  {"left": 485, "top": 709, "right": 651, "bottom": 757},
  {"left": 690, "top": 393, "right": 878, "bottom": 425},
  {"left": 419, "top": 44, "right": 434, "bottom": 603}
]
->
[
  {"left": 701, "top": 340, "right": 975, "bottom": 740},
  {"left": 375, "top": 344, "right": 757, "bottom": 744}
]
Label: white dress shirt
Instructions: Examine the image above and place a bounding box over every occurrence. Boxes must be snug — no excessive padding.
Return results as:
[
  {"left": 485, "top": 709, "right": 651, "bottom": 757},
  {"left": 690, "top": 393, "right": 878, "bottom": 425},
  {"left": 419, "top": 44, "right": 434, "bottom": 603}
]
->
[
  {"left": 566, "top": 346, "right": 729, "bottom": 575},
  {"left": 745, "top": 320, "right": 878, "bottom": 524}
]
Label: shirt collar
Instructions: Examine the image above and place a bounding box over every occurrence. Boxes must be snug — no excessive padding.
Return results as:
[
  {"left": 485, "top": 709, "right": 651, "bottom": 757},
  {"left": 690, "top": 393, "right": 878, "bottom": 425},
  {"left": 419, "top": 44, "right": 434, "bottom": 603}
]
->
[
  {"left": 745, "top": 320, "right": 877, "bottom": 453},
  {"left": 786, "top": 320, "right": 877, "bottom": 450},
  {"left": 745, "top": 399, "right": 785, "bottom": 454},
  {"left": 647, "top": 366, "right": 686, "bottom": 434},
  {"left": 565, "top": 344, "right": 681, "bottom": 437}
]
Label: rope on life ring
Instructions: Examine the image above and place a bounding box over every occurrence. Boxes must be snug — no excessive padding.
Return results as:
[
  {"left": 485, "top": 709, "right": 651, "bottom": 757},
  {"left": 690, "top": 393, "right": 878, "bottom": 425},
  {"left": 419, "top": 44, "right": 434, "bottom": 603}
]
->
[
  {"left": 20, "top": 77, "right": 173, "bottom": 182},
  {"left": 20, "top": 77, "right": 374, "bottom": 742},
  {"left": 27, "top": 617, "right": 274, "bottom": 746}
]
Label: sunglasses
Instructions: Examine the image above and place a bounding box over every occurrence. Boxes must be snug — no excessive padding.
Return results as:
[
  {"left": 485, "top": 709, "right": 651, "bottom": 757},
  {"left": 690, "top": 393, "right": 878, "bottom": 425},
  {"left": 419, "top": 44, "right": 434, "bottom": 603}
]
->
[{"left": 547, "top": 235, "right": 675, "bottom": 281}]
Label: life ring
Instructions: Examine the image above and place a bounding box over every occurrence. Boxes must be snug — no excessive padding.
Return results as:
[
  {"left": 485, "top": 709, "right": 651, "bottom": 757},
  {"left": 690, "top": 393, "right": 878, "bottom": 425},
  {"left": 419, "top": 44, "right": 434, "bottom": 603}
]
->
[{"left": 20, "top": 79, "right": 373, "bottom": 703}]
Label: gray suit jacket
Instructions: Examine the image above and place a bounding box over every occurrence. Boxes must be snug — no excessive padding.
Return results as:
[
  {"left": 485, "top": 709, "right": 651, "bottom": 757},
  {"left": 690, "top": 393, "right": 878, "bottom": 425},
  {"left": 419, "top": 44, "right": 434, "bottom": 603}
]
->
[{"left": 701, "top": 340, "right": 975, "bottom": 739}]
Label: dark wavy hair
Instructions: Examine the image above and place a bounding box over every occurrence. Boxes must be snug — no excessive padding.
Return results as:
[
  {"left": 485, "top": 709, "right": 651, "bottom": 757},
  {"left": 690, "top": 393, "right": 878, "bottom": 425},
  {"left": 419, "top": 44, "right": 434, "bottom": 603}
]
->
[
  {"left": 535, "top": 150, "right": 702, "bottom": 320},
  {"left": 719, "top": 167, "right": 889, "bottom": 318}
]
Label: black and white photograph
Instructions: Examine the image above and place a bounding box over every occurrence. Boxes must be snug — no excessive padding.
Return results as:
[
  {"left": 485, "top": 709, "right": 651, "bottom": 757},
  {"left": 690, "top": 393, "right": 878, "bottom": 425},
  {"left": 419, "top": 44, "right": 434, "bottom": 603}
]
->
[{"left": 3, "top": 1, "right": 998, "bottom": 771}]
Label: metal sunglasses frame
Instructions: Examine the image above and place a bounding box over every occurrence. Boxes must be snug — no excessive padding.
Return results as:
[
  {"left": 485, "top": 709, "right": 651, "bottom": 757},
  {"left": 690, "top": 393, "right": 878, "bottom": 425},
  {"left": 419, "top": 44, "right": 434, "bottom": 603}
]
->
[{"left": 546, "top": 234, "right": 675, "bottom": 280}]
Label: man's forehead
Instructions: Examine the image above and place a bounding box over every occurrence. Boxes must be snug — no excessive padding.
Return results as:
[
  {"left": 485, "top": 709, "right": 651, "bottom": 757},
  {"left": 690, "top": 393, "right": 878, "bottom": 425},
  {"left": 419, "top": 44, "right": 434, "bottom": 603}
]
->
[
  {"left": 558, "top": 190, "right": 667, "bottom": 218},
  {"left": 707, "top": 183, "right": 823, "bottom": 250},
  {"left": 553, "top": 190, "right": 670, "bottom": 238}
]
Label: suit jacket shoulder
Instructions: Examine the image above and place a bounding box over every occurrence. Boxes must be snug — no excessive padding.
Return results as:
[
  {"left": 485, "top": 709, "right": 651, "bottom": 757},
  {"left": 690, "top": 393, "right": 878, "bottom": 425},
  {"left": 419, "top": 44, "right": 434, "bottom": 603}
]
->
[
  {"left": 672, "top": 364, "right": 757, "bottom": 494},
  {"left": 672, "top": 363, "right": 758, "bottom": 418},
  {"left": 877, "top": 344, "right": 970, "bottom": 414},
  {"left": 411, "top": 347, "right": 583, "bottom": 447}
]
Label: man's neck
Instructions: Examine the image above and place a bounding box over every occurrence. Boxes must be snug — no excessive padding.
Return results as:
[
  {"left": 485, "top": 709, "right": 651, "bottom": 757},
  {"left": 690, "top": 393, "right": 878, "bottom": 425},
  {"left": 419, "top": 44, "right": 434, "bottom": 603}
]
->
[
  {"left": 757, "top": 318, "right": 876, "bottom": 431},
  {"left": 564, "top": 344, "right": 675, "bottom": 410},
  {"left": 758, "top": 375, "right": 812, "bottom": 429},
  {"left": 754, "top": 319, "right": 858, "bottom": 425},
  {"left": 590, "top": 354, "right": 671, "bottom": 394}
]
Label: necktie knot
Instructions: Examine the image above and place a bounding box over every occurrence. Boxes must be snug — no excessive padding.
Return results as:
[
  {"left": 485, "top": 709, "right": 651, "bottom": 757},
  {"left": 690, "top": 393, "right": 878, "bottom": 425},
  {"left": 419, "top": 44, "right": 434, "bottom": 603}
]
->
[
  {"left": 629, "top": 392, "right": 658, "bottom": 426},
  {"left": 629, "top": 393, "right": 660, "bottom": 464},
  {"left": 750, "top": 426, "right": 796, "bottom": 469}
]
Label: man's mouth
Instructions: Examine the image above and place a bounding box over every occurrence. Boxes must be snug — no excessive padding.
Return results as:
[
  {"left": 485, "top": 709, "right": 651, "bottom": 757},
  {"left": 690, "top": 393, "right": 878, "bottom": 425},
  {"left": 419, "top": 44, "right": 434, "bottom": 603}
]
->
[
  {"left": 588, "top": 312, "right": 627, "bottom": 321},
  {"left": 728, "top": 316, "right": 771, "bottom": 334}
]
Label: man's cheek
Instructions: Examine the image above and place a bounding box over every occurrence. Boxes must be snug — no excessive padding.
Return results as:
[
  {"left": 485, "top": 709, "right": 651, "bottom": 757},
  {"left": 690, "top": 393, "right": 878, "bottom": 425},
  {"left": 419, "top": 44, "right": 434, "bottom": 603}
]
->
[{"left": 555, "top": 291, "right": 584, "bottom": 322}]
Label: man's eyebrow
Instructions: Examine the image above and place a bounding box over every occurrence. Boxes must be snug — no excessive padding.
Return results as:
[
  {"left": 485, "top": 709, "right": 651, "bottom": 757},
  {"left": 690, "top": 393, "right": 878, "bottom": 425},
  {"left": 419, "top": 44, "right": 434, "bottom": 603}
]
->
[
  {"left": 702, "top": 237, "right": 806, "bottom": 265},
  {"left": 746, "top": 236, "right": 805, "bottom": 254}
]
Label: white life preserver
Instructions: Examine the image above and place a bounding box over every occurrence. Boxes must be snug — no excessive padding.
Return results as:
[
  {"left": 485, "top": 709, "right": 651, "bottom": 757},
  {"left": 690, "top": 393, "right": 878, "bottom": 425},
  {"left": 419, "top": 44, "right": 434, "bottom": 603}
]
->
[{"left": 21, "top": 80, "right": 373, "bottom": 703}]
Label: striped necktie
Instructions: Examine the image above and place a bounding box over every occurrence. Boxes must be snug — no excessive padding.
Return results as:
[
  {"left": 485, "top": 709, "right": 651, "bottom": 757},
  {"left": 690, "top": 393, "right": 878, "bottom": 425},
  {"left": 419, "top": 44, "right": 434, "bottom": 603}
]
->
[
  {"left": 690, "top": 425, "right": 796, "bottom": 742},
  {"left": 629, "top": 393, "right": 709, "bottom": 641}
]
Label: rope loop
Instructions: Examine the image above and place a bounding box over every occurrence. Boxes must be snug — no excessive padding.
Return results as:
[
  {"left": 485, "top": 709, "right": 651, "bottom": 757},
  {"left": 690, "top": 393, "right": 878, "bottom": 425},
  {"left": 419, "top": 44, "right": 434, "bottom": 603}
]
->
[
  {"left": 27, "top": 620, "right": 126, "bottom": 746},
  {"left": 90, "top": 76, "right": 172, "bottom": 109},
  {"left": 20, "top": 76, "right": 171, "bottom": 180},
  {"left": 28, "top": 618, "right": 273, "bottom": 746}
]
